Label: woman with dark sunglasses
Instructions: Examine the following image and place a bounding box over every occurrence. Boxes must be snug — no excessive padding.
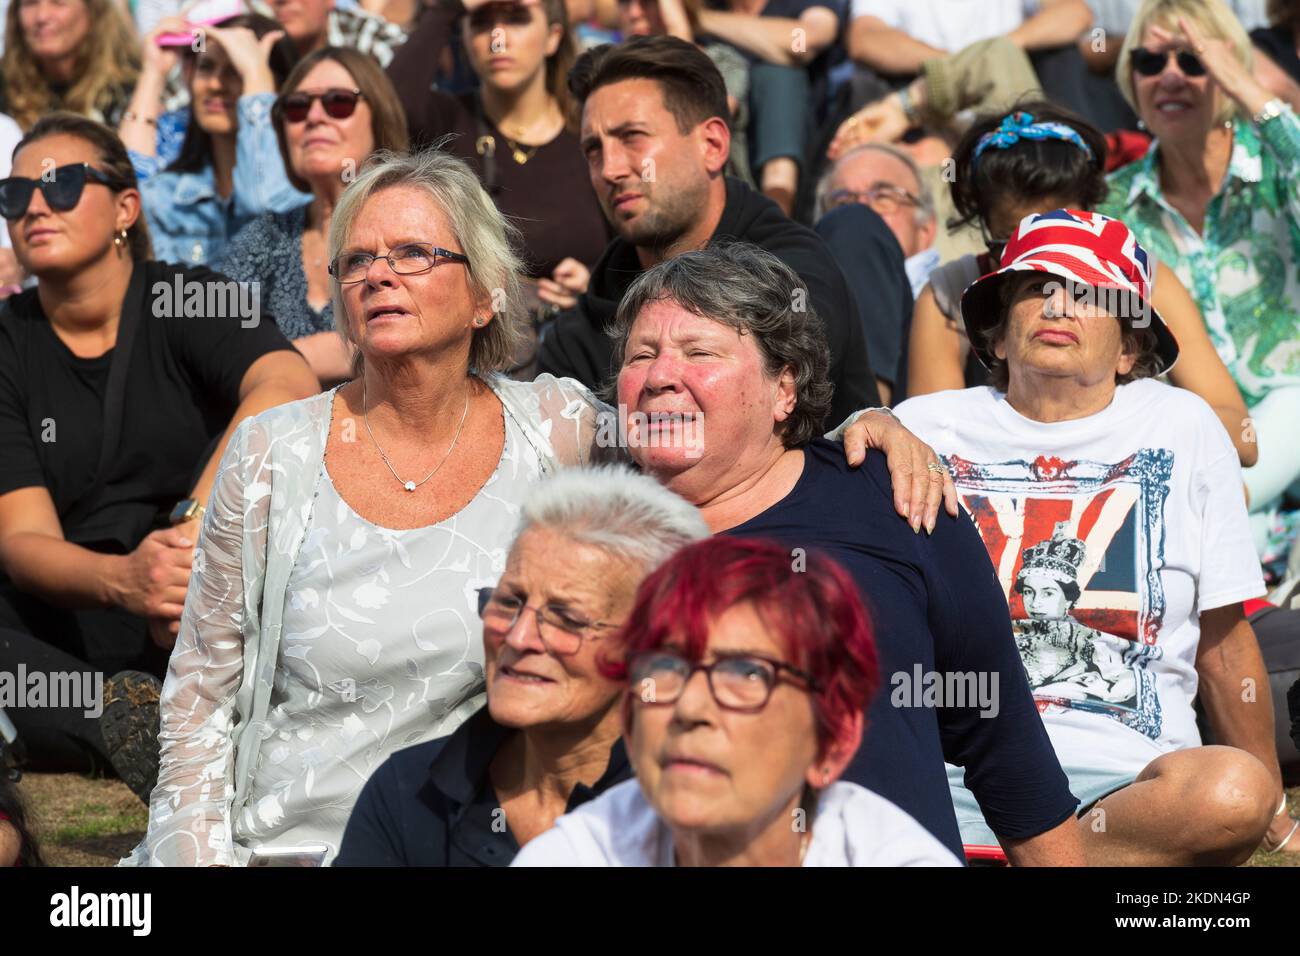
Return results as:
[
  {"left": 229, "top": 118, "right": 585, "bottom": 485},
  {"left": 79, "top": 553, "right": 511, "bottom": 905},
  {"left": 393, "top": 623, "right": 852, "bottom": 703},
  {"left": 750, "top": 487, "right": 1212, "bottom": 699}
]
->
[
  {"left": 1098, "top": 0, "right": 1300, "bottom": 591},
  {"left": 904, "top": 99, "right": 1253, "bottom": 467},
  {"left": 513, "top": 537, "right": 960, "bottom": 867},
  {"left": 335, "top": 465, "right": 707, "bottom": 866},
  {"left": 220, "top": 45, "right": 409, "bottom": 384},
  {"left": 117, "top": 13, "right": 308, "bottom": 271},
  {"left": 0, "top": 113, "right": 319, "bottom": 783}
]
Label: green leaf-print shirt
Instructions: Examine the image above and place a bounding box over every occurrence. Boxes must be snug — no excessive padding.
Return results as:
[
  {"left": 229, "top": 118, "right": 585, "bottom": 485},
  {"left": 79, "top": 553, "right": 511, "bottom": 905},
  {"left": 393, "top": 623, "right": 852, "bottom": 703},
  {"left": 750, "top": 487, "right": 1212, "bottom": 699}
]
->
[{"left": 1099, "top": 110, "right": 1300, "bottom": 408}]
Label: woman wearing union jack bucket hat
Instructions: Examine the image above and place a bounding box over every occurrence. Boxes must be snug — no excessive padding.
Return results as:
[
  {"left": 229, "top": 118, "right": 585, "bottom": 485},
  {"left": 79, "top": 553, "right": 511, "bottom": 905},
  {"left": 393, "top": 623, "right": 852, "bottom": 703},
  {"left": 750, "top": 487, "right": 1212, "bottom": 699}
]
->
[
  {"left": 959, "top": 208, "right": 1181, "bottom": 393},
  {"left": 890, "top": 205, "right": 1295, "bottom": 866}
]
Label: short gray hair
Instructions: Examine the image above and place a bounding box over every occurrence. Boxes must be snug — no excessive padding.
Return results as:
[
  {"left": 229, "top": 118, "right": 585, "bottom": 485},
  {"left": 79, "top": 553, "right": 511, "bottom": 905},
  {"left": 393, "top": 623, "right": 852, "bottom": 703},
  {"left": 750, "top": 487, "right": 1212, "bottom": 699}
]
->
[
  {"left": 813, "top": 143, "right": 935, "bottom": 226},
  {"left": 328, "top": 145, "right": 527, "bottom": 377},
  {"left": 517, "top": 464, "right": 709, "bottom": 571},
  {"left": 609, "top": 242, "right": 832, "bottom": 447}
]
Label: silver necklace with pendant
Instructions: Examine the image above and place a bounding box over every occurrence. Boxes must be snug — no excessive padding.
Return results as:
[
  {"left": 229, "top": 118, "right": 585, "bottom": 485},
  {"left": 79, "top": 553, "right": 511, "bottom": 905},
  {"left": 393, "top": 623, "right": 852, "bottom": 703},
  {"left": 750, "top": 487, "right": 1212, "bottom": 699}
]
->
[{"left": 362, "top": 374, "right": 470, "bottom": 492}]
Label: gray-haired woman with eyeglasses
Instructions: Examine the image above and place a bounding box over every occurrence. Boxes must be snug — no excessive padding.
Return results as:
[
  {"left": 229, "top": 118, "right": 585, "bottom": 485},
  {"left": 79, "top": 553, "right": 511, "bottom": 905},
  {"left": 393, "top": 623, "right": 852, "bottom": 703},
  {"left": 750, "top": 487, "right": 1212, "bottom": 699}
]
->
[
  {"left": 121, "top": 144, "right": 952, "bottom": 867},
  {"left": 334, "top": 464, "right": 708, "bottom": 866}
]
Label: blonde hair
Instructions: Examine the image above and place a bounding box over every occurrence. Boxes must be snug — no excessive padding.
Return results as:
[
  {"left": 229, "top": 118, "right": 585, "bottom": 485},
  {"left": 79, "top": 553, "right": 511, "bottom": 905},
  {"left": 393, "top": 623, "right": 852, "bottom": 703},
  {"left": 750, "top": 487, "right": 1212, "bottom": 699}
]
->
[
  {"left": 2, "top": 0, "right": 140, "bottom": 131},
  {"left": 1116, "top": 0, "right": 1254, "bottom": 127},
  {"left": 329, "top": 146, "right": 527, "bottom": 378}
]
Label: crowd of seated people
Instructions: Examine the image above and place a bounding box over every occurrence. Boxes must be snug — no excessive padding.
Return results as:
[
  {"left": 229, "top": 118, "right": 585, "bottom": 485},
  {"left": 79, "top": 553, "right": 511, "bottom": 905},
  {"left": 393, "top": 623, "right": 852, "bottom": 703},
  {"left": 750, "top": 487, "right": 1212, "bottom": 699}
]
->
[{"left": 0, "top": 0, "right": 1296, "bottom": 868}]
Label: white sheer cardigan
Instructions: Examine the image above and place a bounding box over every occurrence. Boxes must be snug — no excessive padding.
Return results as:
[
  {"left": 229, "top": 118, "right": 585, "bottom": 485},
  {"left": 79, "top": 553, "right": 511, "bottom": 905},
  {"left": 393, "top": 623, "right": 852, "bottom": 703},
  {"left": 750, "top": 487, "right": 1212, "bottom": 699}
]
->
[{"left": 119, "top": 373, "right": 614, "bottom": 866}]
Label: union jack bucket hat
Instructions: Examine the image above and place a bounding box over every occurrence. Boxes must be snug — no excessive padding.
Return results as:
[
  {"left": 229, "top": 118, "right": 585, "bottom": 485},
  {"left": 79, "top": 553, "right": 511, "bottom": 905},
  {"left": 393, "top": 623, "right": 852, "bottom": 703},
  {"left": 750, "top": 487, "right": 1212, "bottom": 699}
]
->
[{"left": 960, "top": 209, "right": 1180, "bottom": 375}]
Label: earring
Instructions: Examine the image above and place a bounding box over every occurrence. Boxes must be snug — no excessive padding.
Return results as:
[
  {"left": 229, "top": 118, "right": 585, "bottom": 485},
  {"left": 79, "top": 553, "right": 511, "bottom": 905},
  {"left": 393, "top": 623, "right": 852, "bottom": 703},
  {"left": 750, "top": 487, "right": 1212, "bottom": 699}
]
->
[
  {"left": 1136, "top": 118, "right": 1146, "bottom": 131},
  {"left": 113, "top": 228, "right": 127, "bottom": 248},
  {"left": 473, "top": 318, "right": 484, "bottom": 327}
]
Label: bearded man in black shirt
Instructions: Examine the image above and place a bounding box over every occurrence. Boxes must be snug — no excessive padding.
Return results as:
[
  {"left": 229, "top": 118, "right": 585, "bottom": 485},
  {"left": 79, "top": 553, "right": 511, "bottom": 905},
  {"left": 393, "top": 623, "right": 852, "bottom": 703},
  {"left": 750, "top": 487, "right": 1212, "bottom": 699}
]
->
[{"left": 538, "top": 35, "right": 883, "bottom": 425}]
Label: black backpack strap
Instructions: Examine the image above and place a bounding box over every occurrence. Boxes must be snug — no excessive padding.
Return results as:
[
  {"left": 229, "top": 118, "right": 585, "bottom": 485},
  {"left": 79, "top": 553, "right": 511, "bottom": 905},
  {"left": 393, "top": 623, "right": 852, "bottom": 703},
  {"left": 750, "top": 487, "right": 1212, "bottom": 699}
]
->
[{"left": 61, "top": 262, "right": 148, "bottom": 532}]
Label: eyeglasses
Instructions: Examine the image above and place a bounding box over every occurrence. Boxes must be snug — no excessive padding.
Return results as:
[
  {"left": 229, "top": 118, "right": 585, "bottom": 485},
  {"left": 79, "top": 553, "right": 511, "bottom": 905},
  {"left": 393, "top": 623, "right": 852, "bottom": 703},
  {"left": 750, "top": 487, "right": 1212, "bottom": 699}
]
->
[
  {"left": 1131, "top": 47, "right": 1206, "bottom": 78},
  {"left": 0, "top": 163, "right": 118, "bottom": 221},
  {"left": 826, "top": 183, "right": 920, "bottom": 216},
  {"left": 477, "top": 587, "right": 620, "bottom": 656},
  {"left": 329, "top": 242, "right": 471, "bottom": 284},
  {"left": 629, "top": 650, "right": 821, "bottom": 713},
  {"left": 275, "top": 88, "right": 364, "bottom": 124}
]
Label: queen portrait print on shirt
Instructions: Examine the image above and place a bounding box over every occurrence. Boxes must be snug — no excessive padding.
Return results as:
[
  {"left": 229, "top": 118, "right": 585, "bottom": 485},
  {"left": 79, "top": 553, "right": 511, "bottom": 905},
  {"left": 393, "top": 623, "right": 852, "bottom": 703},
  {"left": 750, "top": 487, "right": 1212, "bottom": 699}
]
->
[{"left": 947, "top": 449, "right": 1173, "bottom": 740}]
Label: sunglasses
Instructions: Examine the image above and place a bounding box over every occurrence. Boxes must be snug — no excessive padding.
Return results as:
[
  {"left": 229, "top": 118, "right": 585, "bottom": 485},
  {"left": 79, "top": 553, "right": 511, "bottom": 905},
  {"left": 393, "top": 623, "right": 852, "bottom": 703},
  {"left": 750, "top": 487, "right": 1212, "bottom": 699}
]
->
[
  {"left": 0, "top": 163, "right": 117, "bottom": 221},
  {"left": 275, "top": 88, "right": 364, "bottom": 124},
  {"left": 1131, "top": 47, "right": 1206, "bottom": 78}
]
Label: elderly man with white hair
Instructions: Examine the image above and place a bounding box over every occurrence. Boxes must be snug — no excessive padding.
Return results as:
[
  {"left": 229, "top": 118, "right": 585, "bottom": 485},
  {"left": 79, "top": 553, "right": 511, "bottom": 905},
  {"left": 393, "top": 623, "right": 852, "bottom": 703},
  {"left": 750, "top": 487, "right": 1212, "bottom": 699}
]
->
[{"left": 334, "top": 465, "right": 709, "bottom": 866}]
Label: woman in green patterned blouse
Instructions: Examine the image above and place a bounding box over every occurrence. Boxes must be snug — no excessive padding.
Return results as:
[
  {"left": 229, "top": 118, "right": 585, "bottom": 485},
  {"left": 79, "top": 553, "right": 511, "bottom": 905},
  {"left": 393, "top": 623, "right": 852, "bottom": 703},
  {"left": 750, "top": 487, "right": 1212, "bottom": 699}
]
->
[{"left": 1099, "top": 0, "right": 1300, "bottom": 570}]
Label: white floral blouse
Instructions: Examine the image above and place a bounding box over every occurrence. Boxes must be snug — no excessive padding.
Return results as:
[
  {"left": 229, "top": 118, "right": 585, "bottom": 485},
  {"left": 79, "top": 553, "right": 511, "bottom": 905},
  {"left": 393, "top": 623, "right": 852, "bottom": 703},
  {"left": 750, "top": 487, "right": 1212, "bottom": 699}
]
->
[{"left": 120, "top": 374, "right": 612, "bottom": 866}]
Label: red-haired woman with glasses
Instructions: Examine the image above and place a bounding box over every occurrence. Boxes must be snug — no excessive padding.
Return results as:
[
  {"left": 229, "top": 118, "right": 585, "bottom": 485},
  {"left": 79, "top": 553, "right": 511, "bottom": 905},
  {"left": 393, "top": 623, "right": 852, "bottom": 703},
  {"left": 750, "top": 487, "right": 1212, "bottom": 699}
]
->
[{"left": 513, "top": 537, "right": 961, "bottom": 867}]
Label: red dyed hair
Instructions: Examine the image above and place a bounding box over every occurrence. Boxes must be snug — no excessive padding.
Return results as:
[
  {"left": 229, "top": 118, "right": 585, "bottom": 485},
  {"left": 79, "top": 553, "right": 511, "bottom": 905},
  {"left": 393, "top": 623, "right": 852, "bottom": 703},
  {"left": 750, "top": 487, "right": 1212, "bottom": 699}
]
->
[{"left": 600, "top": 537, "right": 879, "bottom": 759}]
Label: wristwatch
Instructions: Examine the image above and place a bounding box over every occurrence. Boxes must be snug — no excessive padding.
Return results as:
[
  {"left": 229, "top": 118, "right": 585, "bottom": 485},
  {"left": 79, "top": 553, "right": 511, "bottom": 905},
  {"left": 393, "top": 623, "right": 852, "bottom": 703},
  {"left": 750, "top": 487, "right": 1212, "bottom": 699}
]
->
[
  {"left": 1253, "top": 97, "right": 1287, "bottom": 126},
  {"left": 169, "top": 498, "right": 206, "bottom": 526}
]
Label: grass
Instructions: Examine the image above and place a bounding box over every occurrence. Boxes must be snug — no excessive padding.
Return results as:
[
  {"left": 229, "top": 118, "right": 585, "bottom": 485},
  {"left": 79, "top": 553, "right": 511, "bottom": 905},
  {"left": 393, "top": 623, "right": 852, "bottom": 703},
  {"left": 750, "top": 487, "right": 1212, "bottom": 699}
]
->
[
  {"left": 16, "top": 772, "right": 148, "bottom": 866},
  {"left": 13, "top": 773, "right": 1300, "bottom": 867}
]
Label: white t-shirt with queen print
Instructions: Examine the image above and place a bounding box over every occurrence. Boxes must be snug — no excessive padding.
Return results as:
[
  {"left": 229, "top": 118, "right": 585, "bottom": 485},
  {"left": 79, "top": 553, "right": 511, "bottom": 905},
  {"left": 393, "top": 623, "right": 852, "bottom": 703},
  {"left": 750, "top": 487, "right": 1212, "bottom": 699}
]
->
[{"left": 894, "top": 379, "right": 1265, "bottom": 775}]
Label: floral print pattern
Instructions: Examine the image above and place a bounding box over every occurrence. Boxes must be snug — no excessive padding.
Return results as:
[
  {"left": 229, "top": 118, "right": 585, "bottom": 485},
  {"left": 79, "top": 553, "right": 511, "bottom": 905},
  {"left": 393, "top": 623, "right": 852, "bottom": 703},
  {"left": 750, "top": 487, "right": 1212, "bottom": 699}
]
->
[{"left": 120, "top": 373, "right": 613, "bottom": 866}]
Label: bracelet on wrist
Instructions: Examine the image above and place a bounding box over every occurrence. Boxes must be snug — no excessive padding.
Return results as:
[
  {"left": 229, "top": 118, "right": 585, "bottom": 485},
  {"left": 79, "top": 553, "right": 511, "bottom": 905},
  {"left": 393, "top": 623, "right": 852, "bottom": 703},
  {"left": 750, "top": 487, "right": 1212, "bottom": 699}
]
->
[
  {"left": 123, "top": 110, "right": 158, "bottom": 126},
  {"left": 1253, "top": 97, "right": 1286, "bottom": 126},
  {"left": 897, "top": 86, "right": 920, "bottom": 125}
]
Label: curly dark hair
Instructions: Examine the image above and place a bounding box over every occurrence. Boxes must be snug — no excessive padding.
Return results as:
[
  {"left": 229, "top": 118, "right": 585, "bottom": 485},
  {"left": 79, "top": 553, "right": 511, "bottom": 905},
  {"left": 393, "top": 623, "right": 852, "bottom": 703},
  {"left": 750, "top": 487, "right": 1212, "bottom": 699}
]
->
[
  {"left": 948, "top": 99, "right": 1109, "bottom": 235},
  {"left": 609, "top": 241, "right": 832, "bottom": 447}
]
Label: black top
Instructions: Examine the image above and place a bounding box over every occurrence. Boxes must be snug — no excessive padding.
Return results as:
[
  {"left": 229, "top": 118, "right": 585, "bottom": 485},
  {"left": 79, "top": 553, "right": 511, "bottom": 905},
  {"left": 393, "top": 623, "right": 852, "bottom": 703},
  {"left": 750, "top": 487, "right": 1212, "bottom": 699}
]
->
[
  {"left": 537, "top": 176, "right": 879, "bottom": 425},
  {"left": 727, "top": 439, "right": 1078, "bottom": 856},
  {"left": 1251, "top": 25, "right": 1300, "bottom": 86},
  {"left": 386, "top": 1, "right": 612, "bottom": 277},
  {"left": 0, "top": 260, "right": 295, "bottom": 553},
  {"left": 335, "top": 705, "right": 632, "bottom": 866}
]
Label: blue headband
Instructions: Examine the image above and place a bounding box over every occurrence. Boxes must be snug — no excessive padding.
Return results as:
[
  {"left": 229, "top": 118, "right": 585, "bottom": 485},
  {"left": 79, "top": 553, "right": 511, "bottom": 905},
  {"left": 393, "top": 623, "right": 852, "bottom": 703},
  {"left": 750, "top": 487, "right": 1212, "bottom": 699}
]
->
[{"left": 972, "top": 112, "right": 1094, "bottom": 169}]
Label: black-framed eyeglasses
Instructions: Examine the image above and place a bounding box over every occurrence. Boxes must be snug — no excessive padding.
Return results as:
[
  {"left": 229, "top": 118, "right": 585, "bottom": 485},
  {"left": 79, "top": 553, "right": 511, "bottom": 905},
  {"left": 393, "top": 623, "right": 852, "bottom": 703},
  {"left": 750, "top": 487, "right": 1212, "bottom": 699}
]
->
[
  {"left": 275, "top": 87, "right": 364, "bottom": 124},
  {"left": 0, "top": 163, "right": 118, "bottom": 221},
  {"left": 1131, "top": 47, "right": 1206, "bottom": 78},
  {"left": 628, "top": 649, "right": 822, "bottom": 713},
  {"left": 826, "top": 183, "right": 920, "bottom": 216},
  {"left": 477, "top": 586, "right": 620, "bottom": 656},
  {"left": 329, "top": 242, "right": 471, "bottom": 284}
]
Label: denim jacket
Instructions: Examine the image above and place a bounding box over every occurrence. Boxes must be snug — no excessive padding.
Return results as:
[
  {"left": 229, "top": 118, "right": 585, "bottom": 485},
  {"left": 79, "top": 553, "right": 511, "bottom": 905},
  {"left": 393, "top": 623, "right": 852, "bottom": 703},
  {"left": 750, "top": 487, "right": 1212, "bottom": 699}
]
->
[{"left": 131, "top": 92, "right": 309, "bottom": 270}]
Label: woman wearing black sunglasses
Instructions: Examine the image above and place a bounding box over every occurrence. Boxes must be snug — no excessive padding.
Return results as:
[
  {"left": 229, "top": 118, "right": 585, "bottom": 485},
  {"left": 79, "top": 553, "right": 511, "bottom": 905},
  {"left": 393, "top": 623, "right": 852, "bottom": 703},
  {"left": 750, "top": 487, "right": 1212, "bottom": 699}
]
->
[
  {"left": 513, "top": 537, "right": 960, "bottom": 867},
  {"left": 117, "top": 13, "right": 308, "bottom": 271},
  {"left": 1099, "top": 1, "right": 1300, "bottom": 660},
  {"left": 0, "top": 113, "right": 318, "bottom": 782},
  {"left": 220, "top": 45, "right": 409, "bottom": 385}
]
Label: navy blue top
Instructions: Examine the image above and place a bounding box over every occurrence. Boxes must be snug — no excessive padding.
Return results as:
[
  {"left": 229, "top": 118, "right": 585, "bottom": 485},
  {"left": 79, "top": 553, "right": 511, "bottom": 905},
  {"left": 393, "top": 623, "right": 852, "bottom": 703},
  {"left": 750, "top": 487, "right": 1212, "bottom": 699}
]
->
[
  {"left": 727, "top": 439, "right": 1077, "bottom": 856},
  {"left": 335, "top": 706, "right": 632, "bottom": 867}
]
